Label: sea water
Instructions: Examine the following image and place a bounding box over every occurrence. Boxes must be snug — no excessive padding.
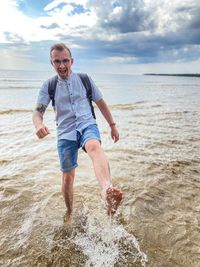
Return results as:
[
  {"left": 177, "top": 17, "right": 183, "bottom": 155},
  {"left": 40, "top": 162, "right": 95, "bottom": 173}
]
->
[{"left": 0, "top": 69, "right": 200, "bottom": 266}]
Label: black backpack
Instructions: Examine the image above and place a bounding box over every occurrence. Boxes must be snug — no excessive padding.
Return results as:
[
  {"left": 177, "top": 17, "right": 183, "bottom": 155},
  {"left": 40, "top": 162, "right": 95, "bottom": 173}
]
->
[{"left": 48, "top": 73, "right": 96, "bottom": 119}]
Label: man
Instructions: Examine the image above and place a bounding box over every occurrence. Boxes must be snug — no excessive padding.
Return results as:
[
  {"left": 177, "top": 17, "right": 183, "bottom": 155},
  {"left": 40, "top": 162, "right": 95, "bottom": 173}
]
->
[{"left": 32, "top": 43, "right": 122, "bottom": 221}]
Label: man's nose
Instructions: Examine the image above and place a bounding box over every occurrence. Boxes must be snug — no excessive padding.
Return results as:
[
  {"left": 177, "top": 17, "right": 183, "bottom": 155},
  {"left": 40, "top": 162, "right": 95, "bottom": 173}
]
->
[{"left": 60, "top": 61, "right": 65, "bottom": 67}]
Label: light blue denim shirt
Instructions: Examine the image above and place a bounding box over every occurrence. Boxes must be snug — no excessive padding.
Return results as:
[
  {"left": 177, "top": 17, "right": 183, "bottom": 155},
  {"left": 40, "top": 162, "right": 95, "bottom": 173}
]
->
[{"left": 36, "top": 72, "right": 103, "bottom": 140}]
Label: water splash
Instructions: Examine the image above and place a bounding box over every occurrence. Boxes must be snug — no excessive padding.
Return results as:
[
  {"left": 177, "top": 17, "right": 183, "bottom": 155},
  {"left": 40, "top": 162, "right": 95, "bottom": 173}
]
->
[{"left": 73, "top": 209, "right": 148, "bottom": 267}]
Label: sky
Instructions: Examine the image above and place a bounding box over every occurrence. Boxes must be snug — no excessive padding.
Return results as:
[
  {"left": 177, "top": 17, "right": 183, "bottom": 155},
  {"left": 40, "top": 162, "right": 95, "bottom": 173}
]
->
[{"left": 0, "top": 0, "right": 200, "bottom": 74}]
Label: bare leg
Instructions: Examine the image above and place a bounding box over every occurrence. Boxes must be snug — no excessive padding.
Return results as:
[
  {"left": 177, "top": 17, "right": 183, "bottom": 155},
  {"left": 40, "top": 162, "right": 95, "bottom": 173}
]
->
[
  {"left": 85, "top": 140, "right": 111, "bottom": 190},
  {"left": 62, "top": 169, "right": 75, "bottom": 221},
  {"left": 85, "top": 139, "right": 122, "bottom": 215}
]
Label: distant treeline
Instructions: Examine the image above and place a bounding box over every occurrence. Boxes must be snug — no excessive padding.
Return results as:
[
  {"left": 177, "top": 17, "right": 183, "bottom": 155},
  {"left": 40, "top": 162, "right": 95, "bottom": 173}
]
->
[{"left": 144, "top": 73, "right": 200, "bottom": 77}]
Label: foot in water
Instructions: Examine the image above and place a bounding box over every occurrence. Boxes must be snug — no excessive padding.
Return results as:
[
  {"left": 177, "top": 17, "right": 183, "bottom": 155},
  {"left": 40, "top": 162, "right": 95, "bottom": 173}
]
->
[
  {"left": 106, "top": 187, "right": 122, "bottom": 216},
  {"left": 63, "top": 211, "right": 72, "bottom": 224}
]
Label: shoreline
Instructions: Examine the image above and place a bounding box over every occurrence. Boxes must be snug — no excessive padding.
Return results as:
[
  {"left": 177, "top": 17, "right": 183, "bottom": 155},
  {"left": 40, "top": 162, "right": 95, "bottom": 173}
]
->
[{"left": 143, "top": 73, "right": 200, "bottom": 78}]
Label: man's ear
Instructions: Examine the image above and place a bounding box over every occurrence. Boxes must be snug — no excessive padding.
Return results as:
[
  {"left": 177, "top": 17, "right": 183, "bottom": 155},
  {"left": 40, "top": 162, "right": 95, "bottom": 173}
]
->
[
  {"left": 50, "top": 59, "right": 53, "bottom": 66},
  {"left": 71, "top": 58, "right": 74, "bottom": 65}
]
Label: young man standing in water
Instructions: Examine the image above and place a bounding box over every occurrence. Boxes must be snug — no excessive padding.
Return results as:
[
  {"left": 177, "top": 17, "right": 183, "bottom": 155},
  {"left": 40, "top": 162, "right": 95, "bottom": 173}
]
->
[{"left": 32, "top": 43, "right": 122, "bottom": 221}]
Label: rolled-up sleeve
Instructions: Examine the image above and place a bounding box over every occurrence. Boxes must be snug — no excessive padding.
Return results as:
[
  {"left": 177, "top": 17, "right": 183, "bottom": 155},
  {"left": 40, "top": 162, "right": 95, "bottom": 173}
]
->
[{"left": 36, "top": 80, "right": 51, "bottom": 107}]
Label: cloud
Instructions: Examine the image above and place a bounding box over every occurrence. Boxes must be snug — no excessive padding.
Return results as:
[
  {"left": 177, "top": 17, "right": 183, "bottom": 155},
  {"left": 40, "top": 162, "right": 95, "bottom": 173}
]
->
[
  {"left": 83, "top": 0, "right": 200, "bottom": 63},
  {"left": 0, "top": 0, "right": 200, "bottom": 71},
  {"left": 40, "top": 23, "right": 60, "bottom": 29},
  {"left": 88, "top": 0, "right": 157, "bottom": 33},
  {"left": 4, "top": 32, "right": 25, "bottom": 43},
  {"left": 44, "top": 0, "right": 88, "bottom": 12}
]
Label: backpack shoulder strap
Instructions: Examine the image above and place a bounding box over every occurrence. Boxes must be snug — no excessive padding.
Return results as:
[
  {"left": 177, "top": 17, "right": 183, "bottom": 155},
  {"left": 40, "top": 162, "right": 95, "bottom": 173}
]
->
[
  {"left": 48, "top": 75, "right": 58, "bottom": 107},
  {"left": 78, "top": 73, "right": 96, "bottom": 119}
]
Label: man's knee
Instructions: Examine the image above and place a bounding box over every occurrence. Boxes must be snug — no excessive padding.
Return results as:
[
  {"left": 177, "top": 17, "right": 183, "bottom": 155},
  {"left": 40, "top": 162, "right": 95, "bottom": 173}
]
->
[
  {"left": 85, "top": 139, "right": 101, "bottom": 155},
  {"left": 62, "top": 170, "right": 75, "bottom": 184}
]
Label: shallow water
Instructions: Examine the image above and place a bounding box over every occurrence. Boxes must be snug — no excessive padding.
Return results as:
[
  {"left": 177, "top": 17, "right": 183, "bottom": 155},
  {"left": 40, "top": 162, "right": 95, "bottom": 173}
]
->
[{"left": 0, "top": 71, "right": 200, "bottom": 266}]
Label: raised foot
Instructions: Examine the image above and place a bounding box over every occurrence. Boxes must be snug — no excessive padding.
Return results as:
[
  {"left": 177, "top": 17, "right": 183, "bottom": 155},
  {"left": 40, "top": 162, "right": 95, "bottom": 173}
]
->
[{"left": 106, "top": 187, "right": 122, "bottom": 216}]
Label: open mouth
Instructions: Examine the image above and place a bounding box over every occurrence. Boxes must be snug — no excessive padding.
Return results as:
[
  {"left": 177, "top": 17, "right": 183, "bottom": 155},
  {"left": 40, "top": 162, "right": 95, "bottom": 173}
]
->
[{"left": 58, "top": 68, "right": 68, "bottom": 77}]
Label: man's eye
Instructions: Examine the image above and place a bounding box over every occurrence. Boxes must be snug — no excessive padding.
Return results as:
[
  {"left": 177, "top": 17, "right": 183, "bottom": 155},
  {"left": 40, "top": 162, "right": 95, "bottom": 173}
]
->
[
  {"left": 54, "top": 60, "right": 61, "bottom": 64},
  {"left": 53, "top": 59, "right": 70, "bottom": 65},
  {"left": 63, "top": 59, "right": 70, "bottom": 64}
]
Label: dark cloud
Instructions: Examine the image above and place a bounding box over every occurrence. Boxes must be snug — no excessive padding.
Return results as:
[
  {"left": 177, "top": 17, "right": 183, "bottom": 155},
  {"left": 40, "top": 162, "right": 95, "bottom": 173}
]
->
[
  {"left": 37, "top": 0, "right": 200, "bottom": 65},
  {"left": 3, "top": 0, "right": 199, "bottom": 67},
  {"left": 89, "top": 0, "right": 156, "bottom": 33},
  {"left": 66, "top": 28, "right": 200, "bottom": 65},
  {"left": 190, "top": 17, "right": 200, "bottom": 29},
  {"left": 4, "top": 32, "right": 25, "bottom": 43},
  {"left": 186, "top": 6, "right": 200, "bottom": 31},
  {"left": 40, "top": 23, "right": 59, "bottom": 29},
  {"left": 83, "top": 0, "right": 200, "bottom": 63}
]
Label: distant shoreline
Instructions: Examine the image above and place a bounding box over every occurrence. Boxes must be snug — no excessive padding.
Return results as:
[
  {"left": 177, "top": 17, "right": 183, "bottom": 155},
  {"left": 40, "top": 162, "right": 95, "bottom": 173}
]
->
[{"left": 144, "top": 73, "right": 200, "bottom": 78}]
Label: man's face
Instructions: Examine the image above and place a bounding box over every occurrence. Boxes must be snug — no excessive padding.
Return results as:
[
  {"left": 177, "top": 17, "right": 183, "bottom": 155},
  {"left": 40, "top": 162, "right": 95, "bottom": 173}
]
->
[{"left": 51, "top": 49, "right": 74, "bottom": 79}]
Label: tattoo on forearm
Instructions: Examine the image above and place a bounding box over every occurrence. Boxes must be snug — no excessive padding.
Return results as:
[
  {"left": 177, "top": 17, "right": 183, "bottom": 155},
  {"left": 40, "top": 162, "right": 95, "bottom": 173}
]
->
[{"left": 35, "top": 103, "right": 46, "bottom": 113}]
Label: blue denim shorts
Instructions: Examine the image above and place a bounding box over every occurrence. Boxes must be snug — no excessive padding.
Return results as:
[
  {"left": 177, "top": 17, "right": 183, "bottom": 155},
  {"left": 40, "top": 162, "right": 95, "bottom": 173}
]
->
[{"left": 57, "top": 124, "right": 101, "bottom": 172}]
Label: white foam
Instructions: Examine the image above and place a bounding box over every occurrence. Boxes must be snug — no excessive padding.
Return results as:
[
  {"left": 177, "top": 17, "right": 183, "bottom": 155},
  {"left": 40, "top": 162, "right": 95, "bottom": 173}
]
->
[{"left": 73, "top": 210, "right": 148, "bottom": 267}]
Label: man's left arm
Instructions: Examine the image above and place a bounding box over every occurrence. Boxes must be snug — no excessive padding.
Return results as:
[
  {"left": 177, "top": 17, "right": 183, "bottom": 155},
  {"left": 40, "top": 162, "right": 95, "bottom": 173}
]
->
[{"left": 96, "top": 99, "right": 119, "bottom": 143}]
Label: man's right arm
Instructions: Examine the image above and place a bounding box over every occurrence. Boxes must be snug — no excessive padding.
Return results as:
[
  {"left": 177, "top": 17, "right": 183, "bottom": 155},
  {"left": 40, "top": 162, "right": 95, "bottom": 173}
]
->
[{"left": 32, "top": 103, "right": 50, "bottom": 139}]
